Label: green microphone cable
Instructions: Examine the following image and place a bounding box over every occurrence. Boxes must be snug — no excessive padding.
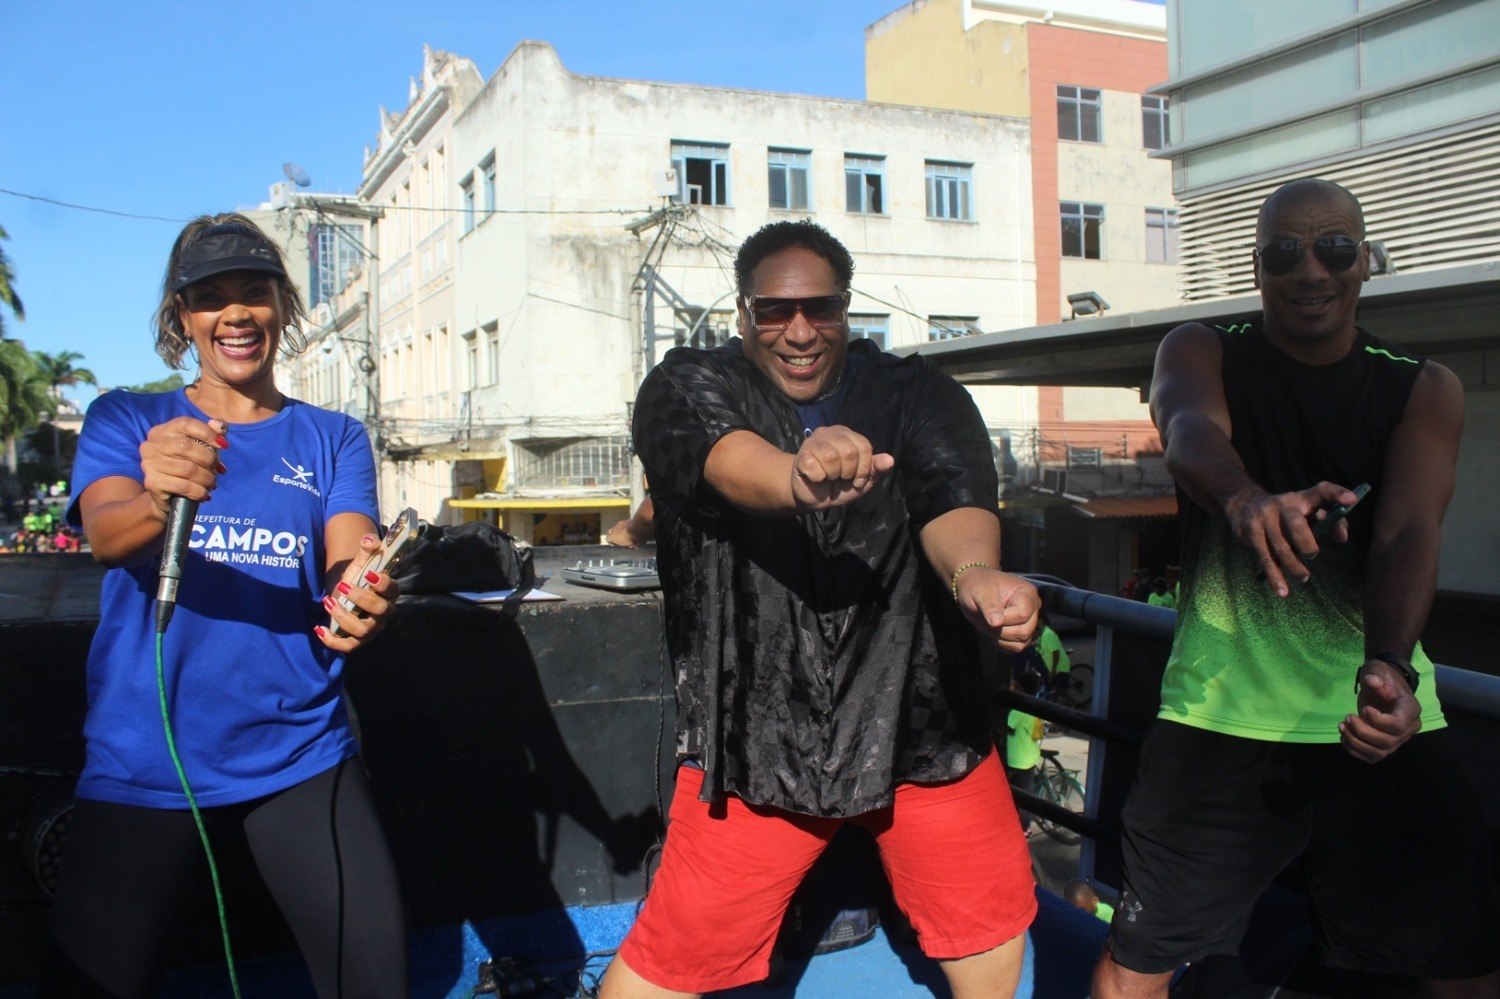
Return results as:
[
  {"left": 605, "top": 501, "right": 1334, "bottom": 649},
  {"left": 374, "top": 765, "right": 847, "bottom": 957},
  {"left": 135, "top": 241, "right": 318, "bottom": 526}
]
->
[{"left": 156, "top": 630, "right": 242, "bottom": 999}]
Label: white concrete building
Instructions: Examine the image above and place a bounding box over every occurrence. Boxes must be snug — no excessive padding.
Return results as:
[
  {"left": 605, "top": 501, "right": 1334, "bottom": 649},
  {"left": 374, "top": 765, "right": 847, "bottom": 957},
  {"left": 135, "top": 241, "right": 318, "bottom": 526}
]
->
[{"left": 291, "top": 41, "right": 1039, "bottom": 544}]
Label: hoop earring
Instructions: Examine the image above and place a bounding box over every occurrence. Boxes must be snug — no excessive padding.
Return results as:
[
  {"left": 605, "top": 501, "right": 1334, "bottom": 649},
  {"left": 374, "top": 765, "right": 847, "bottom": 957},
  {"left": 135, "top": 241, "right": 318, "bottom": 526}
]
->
[
  {"left": 281, "top": 323, "right": 308, "bottom": 357},
  {"left": 174, "top": 329, "right": 198, "bottom": 368}
]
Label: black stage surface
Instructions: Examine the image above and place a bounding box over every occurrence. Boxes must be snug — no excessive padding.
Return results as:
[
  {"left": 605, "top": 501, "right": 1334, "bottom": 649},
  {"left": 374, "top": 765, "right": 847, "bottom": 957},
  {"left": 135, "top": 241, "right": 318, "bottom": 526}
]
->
[{"left": 0, "top": 547, "right": 674, "bottom": 983}]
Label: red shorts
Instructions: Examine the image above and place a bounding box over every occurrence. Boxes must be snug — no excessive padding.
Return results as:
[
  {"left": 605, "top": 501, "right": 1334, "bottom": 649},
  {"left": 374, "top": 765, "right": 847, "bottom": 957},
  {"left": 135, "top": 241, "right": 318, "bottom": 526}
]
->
[{"left": 617, "top": 750, "right": 1037, "bottom": 993}]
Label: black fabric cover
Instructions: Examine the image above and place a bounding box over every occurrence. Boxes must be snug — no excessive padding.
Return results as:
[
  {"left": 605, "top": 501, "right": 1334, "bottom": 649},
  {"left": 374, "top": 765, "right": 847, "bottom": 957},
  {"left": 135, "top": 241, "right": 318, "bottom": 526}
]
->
[{"left": 390, "top": 522, "right": 535, "bottom": 595}]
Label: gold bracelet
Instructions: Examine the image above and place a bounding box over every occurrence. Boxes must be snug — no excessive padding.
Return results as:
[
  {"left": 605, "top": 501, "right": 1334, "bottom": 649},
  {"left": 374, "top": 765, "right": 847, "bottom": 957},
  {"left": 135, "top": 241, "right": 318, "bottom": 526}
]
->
[{"left": 950, "top": 561, "right": 993, "bottom": 602}]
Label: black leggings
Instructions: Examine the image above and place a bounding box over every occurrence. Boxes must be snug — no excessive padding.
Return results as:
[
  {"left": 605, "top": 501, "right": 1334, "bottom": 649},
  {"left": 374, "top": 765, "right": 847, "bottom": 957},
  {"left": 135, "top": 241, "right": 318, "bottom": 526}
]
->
[{"left": 42, "top": 757, "right": 407, "bottom": 998}]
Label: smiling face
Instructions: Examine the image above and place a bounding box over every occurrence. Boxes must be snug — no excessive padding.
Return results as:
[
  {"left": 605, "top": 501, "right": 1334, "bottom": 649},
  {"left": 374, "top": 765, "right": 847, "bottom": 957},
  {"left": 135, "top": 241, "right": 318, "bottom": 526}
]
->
[
  {"left": 1253, "top": 187, "right": 1370, "bottom": 361},
  {"left": 738, "top": 246, "right": 849, "bottom": 402},
  {"left": 176, "top": 270, "right": 284, "bottom": 394}
]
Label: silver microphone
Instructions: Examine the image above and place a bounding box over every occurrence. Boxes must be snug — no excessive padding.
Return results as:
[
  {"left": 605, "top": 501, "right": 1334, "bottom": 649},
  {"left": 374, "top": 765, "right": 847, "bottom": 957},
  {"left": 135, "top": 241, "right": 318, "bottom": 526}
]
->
[{"left": 154, "top": 495, "right": 199, "bottom": 633}]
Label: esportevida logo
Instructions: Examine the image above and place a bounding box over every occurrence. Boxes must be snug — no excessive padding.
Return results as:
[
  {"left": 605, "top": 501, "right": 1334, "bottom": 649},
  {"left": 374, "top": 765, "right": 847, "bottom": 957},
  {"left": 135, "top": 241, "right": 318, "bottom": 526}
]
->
[{"left": 273, "top": 457, "right": 322, "bottom": 497}]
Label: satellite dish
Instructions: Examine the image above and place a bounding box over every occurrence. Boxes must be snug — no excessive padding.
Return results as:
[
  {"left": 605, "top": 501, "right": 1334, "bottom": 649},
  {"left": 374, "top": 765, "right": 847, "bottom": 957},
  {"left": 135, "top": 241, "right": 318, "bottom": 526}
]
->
[{"left": 283, "top": 162, "right": 312, "bottom": 188}]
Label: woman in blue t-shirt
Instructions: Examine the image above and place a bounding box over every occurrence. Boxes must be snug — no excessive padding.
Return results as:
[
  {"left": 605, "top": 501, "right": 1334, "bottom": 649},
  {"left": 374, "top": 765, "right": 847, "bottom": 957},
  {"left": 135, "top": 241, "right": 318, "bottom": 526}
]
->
[{"left": 43, "top": 214, "right": 408, "bottom": 998}]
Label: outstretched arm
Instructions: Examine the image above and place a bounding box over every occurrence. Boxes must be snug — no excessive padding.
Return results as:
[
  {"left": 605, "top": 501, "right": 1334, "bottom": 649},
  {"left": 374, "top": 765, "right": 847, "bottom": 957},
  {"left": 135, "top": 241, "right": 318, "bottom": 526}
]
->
[
  {"left": 1151, "top": 323, "right": 1357, "bottom": 597},
  {"left": 1341, "top": 361, "right": 1464, "bottom": 763},
  {"left": 703, "top": 425, "right": 895, "bottom": 515},
  {"left": 919, "top": 506, "right": 1039, "bottom": 653}
]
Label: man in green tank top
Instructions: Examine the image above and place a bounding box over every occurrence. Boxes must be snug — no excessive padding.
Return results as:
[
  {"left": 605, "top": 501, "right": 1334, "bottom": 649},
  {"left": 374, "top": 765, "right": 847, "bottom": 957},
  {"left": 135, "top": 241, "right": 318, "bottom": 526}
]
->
[{"left": 1093, "top": 179, "right": 1498, "bottom": 997}]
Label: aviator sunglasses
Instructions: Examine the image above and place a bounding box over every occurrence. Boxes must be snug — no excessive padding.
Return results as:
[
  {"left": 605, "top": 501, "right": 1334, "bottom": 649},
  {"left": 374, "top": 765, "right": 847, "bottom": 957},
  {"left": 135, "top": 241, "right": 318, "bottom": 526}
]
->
[
  {"left": 1256, "top": 235, "right": 1365, "bottom": 276},
  {"left": 742, "top": 291, "right": 851, "bottom": 330}
]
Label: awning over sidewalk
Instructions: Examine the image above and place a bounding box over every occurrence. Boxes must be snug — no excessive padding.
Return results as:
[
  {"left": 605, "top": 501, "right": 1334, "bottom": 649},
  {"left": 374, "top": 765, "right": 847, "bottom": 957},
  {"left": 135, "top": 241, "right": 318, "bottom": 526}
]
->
[
  {"left": 1069, "top": 495, "right": 1178, "bottom": 520},
  {"left": 448, "top": 497, "right": 631, "bottom": 511}
]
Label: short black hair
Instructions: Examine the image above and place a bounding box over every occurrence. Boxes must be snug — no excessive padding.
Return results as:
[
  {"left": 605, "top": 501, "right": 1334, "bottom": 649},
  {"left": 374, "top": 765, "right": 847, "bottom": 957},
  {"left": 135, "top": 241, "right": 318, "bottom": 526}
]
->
[
  {"left": 1256, "top": 178, "right": 1365, "bottom": 243},
  {"left": 1064, "top": 879, "right": 1097, "bottom": 906},
  {"left": 734, "top": 220, "right": 855, "bottom": 296}
]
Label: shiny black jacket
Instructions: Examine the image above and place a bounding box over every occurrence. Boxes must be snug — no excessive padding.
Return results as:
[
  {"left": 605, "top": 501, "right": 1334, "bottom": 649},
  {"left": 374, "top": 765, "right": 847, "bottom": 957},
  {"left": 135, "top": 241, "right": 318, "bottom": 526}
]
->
[{"left": 633, "top": 338, "right": 998, "bottom": 817}]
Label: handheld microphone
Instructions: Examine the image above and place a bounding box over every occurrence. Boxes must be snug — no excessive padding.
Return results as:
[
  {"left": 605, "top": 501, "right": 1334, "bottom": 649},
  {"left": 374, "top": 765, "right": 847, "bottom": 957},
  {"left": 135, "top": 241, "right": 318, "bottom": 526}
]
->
[{"left": 155, "top": 495, "right": 199, "bottom": 634}]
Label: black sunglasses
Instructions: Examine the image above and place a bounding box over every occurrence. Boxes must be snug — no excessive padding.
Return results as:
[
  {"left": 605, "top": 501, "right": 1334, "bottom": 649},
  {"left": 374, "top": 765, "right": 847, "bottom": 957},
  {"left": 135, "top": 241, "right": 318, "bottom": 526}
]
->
[
  {"left": 1256, "top": 236, "right": 1364, "bottom": 276},
  {"left": 742, "top": 292, "right": 850, "bottom": 330}
]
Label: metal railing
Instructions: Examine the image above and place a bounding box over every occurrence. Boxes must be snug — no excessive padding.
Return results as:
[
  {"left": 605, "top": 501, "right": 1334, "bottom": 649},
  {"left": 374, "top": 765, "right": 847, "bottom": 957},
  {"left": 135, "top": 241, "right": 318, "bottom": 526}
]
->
[{"left": 1000, "top": 577, "right": 1500, "bottom": 870}]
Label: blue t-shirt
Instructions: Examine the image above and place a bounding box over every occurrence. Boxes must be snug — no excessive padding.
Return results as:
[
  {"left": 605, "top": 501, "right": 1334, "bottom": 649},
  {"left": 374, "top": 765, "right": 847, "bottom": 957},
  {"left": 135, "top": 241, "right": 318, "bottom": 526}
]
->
[{"left": 67, "top": 388, "right": 379, "bottom": 808}]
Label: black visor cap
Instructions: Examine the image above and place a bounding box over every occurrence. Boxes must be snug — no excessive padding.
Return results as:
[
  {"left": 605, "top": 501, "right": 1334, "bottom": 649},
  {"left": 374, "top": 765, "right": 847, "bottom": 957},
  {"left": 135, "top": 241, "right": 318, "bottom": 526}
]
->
[{"left": 171, "top": 223, "right": 287, "bottom": 292}]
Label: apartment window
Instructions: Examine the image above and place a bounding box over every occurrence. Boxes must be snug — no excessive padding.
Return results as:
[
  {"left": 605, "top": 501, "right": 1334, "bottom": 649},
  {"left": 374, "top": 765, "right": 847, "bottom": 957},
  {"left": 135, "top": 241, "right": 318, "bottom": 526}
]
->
[
  {"left": 925, "top": 161, "right": 973, "bottom": 221},
  {"left": 514, "top": 437, "right": 632, "bottom": 490},
  {"left": 675, "top": 309, "right": 734, "bottom": 350},
  {"left": 767, "top": 148, "right": 811, "bottom": 211},
  {"left": 848, "top": 314, "right": 889, "bottom": 350},
  {"left": 438, "top": 325, "right": 450, "bottom": 391},
  {"left": 845, "top": 154, "right": 885, "bottom": 215},
  {"left": 1060, "top": 201, "right": 1105, "bottom": 259},
  {"left": 463, "top": 331, "right": 478, "bottom": 390},
  {"left": 461, "top": 177, "right": 475, "bottom": 233},
  {"left": 1142, "top": 95, "right": 1170, "bottom": 151},
  {"left": 308, "top": 223, "right": 361, "bottom": 307},
  {"left": 672, "top": 141, "right": 730, "bottom": 206},
  {"left": 1145, "top": 207, "right": 1180, "bottom": 264},
  {"left": 480, "top": 155, "right": 496, "bottom": 216},
  {"left": 484, "top": 322, "right": 500, "bottom": 385},
  {"left": 416, "top": 159, "right": 430, "bottom": 240},
  {"left": 928, "top": 315, "right": 981, "bottom": 341},
  {"left": 1057, "top": 85, "right": 1103, "bottom": 143}
]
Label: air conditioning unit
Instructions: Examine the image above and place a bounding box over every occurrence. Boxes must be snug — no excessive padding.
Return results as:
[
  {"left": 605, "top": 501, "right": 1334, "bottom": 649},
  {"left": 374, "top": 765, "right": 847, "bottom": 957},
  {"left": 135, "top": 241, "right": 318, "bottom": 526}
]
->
[{"left": 1040, "top": 468, "right": 1069, "bottom": 495}]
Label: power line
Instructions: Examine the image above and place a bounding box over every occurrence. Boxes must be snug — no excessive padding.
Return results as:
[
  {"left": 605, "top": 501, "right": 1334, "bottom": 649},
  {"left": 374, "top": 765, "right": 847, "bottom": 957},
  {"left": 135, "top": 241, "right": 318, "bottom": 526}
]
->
[
  {"left": 0, "top": 185, "right": 648, "bottom": 223},
  {"left": 0, "top": 188, "right": 185, "bottom": 223},
  {"left": 526, "top": 292, "right": 631, "bottom": 321}
]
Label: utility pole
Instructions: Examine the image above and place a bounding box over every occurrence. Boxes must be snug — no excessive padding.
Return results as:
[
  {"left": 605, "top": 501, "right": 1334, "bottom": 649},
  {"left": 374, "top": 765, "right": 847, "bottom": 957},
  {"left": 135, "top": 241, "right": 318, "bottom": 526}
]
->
[
  {"left": 287, "top": 195, "right": 385, "bottom": 453},
  {"left": 623, "top": 203, "right": 691, "bottom": 513}
]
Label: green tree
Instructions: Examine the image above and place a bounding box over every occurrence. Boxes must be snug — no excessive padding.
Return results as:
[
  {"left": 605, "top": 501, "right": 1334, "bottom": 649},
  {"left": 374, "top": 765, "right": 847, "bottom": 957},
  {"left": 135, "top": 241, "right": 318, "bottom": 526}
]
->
[
  {"left": 0, "top": 223, "right": 22, "bottom": 337},
  {"left": 25, "top": 420, "right": 78, "bottom": 483},
  {"left": 123, "top": 372, "right": 185, "bottom": 394},
  {"left": 1, "top": 223, "right": 38, "bottom": 491},
  {"left": 0, "top": 339, "right": 48, "bottom": 488},
  {"left": 33, "top": 351, "right": 97, "bottom": 487},
  {"left": 34, "top": 350, "right": 98, "bottom": 399}
]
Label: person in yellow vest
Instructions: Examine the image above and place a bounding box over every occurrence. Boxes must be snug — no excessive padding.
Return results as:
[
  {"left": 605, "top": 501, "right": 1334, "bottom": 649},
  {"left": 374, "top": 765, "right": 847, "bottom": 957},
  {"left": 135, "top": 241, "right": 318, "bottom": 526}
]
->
[
  {"left": 1146, "top": 577, "right": 1176, "bottom": 610},
  {"left": 1035, "top": 611, "right": 1072, "bottom": 688},
  {"left": 1004, "top": 666, "right": 1045, "bottom": 835},
  {"left": 1065, "top": 880, "right": 1114, "bottom": 925}
]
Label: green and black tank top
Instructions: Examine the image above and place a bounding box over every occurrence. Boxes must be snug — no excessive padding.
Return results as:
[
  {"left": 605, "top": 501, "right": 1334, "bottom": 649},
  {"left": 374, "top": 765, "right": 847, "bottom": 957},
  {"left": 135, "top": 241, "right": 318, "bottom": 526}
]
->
[{"left": 1159, "top": 318, "right": 1446, "bottom": 741}]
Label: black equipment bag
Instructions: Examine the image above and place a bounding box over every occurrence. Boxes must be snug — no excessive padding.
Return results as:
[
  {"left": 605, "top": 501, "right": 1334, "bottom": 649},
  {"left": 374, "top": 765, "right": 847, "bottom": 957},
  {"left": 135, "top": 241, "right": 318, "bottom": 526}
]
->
[{"left": 389, "top": 522, "right": 535, "bottom": 595}]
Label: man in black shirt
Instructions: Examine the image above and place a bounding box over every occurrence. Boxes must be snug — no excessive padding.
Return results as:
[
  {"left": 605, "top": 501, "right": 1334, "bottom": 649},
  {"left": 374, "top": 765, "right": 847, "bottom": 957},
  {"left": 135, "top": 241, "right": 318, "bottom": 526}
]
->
[
  {"left": 600, "top": 221, "right": 1041, "bottom": 998},
  {"left": 1093, "top": 180, "right": 1499, "bottom": 996}
]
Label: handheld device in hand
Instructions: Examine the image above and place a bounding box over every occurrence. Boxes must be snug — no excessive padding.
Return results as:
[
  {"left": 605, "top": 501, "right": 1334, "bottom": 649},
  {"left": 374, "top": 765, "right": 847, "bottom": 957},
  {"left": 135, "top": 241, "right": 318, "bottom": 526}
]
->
[
  {"left": 1313, "top": 482, "right": 1370, "bottom": 539},
  {"left": 327, "top": 507, "right": 419, "bottom": 638}
]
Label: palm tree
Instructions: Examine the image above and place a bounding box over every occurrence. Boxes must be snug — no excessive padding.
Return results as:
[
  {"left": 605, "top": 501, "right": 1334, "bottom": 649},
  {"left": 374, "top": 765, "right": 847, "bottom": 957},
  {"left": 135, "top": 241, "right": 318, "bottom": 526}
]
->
[
  {"left": 34, "top": 350, "right": 97, "bottom": 486},
  {"left": 0, "top": 223, "right": 22, "bottom": 337},
  {"left": 1, "top": 222, "right": 35, "bottom": 491},
  {"left": 0, "top": 339, "right": 48, "bottom": 488}
]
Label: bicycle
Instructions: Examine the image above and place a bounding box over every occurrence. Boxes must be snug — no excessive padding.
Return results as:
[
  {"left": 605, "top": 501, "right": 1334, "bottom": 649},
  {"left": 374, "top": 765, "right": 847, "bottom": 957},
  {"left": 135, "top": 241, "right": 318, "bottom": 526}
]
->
[{"left": 1033, "top": 747, "right": 1085, "bottom": 845}]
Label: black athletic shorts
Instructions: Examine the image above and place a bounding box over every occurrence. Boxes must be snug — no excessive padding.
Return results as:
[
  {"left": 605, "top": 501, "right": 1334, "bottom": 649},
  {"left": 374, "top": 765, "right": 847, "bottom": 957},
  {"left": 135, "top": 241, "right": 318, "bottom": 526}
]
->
[{"left": 1109, "top": 722, "right": 1500, "bottom": 980}]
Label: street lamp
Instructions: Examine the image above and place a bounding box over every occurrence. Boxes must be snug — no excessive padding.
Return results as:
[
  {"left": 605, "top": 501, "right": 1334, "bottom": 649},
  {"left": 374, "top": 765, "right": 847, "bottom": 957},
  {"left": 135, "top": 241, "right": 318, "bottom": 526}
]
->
[{"left": 1066, "top": 291, "right": 1110, "bottom": 320}]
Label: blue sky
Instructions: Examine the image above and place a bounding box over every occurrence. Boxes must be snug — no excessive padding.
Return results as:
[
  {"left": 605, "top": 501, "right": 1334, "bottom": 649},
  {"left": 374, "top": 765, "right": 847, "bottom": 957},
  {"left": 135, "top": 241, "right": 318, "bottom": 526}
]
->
[{"left": 0, "top": 0, "right": 1160, "bottom": 399}]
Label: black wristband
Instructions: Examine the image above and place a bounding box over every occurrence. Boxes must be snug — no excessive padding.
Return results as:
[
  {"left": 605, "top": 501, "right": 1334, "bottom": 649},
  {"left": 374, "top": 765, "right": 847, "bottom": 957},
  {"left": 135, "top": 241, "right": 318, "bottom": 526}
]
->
[{"left": 1358, "top": 652, "right": 1419, "bottom": 694}]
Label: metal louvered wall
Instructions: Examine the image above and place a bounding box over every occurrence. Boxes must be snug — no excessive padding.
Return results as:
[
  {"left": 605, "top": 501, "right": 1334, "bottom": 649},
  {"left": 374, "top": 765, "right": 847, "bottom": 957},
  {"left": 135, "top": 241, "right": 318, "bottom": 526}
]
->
[{"left": 1177, "top": 120, "right": 1500, "bottom": 301}]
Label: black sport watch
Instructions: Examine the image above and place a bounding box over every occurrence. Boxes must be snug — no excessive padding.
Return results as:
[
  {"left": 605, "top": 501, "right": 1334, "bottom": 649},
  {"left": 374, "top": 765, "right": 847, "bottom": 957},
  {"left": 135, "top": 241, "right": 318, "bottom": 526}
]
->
[{"left": 1357, "top": 652, "right": 1419, "bottom": 694}]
